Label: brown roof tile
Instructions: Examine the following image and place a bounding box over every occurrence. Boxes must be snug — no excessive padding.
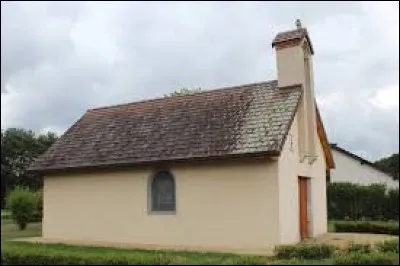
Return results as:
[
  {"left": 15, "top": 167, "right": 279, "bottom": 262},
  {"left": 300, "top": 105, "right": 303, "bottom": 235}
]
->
[{"left": 29, "top": 80, "right": 302, "bottom": 172}]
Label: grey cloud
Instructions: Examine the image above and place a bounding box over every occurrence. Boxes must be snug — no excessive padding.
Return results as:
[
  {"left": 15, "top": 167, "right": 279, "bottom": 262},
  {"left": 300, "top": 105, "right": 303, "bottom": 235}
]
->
[
  {"left": 319, "top": 95, "right": 399, "bottom": 161},
  {"left": 0, "top": 1, "right": 83, "bottom": 93},
  {"left": 1, "top": 1, "right": 398, "bottom": 161}
]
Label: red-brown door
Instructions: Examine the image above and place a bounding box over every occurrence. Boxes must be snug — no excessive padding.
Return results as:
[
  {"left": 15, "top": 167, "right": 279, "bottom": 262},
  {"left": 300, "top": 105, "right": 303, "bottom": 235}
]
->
[{"left": 298, "top": 177, "right": 309, "bottom": 240}]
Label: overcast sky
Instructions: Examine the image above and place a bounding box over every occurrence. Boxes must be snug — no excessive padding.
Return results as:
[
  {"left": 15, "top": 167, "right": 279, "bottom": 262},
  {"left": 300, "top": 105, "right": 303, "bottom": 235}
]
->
[{"left": 1, "top": 1, "right": 399, "bottom": 161}]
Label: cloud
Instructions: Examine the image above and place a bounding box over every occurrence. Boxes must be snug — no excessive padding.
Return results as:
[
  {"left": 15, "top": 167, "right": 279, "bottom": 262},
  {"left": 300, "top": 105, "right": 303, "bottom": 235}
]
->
[
  {"left": 1, "top": 1, "right": 399, "bottom": 161},
  {"left": 369, "top": 85, "right": 400, "bottom": 111}
]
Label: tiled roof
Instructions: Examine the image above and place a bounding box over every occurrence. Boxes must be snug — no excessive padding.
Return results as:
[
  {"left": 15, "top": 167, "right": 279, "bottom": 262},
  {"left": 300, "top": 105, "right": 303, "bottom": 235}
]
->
[
  {"left": 272, "top": 28, "right": 314, "bottom": 54},
  {"left": 29, "top": 80, "right": 302, "bottom": 173}
]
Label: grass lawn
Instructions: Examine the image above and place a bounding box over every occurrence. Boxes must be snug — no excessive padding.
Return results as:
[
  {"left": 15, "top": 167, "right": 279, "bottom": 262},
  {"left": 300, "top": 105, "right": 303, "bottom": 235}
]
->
[
  {"left": 1, "top": 218, "right": 398, "bottom": 265},
  {"left": 0, "top": 218, "right": 337, "bottom": 241},
  {"left": 2, "top": 240, "right": 308, "bottom": 265},
  {"left": 1, "top": 218, "right": 41, "bottom": 241},
  {"left": 0, "top": 217, "right": 331, "bottom": 264}
]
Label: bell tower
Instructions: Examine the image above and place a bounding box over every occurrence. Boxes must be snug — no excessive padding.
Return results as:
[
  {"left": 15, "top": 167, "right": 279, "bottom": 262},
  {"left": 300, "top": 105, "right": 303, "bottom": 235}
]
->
[{"left": 272, "top": 19, "right": 317, "bottom": 163}]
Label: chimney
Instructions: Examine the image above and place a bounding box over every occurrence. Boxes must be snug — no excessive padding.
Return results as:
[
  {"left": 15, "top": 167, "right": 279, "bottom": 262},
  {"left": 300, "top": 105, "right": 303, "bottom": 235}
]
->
[
  {"left": 272, "top": 20, "right": 317, "bottom": 164},
  {"left": 272, "top": 19, "right": 314, "bottom": 87}
]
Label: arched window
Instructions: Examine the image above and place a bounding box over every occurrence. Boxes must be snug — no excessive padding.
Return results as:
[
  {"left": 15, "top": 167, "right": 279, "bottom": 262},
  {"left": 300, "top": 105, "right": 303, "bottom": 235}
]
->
[{"left": 149, "top": 171, "right": 176, "bottom": 213}]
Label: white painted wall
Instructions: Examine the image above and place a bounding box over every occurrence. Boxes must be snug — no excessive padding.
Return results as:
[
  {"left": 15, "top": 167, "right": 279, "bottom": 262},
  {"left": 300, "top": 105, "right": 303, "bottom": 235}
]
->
[
  {"left": 330, "top": 149, "right": 399, "bottom": 189},
  {"left": 278, "top": 112, "right": 328, "bottom": 245}
]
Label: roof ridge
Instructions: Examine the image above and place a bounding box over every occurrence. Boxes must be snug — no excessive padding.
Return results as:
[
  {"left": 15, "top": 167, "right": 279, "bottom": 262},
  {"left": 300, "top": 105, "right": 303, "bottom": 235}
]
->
[{"left": 89, "top": 80, "right": 278, "bottom": 112}]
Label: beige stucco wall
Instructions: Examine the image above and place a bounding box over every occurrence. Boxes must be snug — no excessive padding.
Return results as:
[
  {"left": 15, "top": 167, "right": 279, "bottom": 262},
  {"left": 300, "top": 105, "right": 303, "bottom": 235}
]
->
[
  {"left": 276, "top": 40, "right": 317, "bottom": 162},
  {"left": 275, "top": 34, "right": 327, "bottom": 245},
  {"left": 43, "top": 159, "right": 281, "bottom": 251},
  {"left": 276, "top": 45, "right": 306, "bottom": 88},
  {"left": 278, "top": 111, "right": 328, "bottom": 245}
]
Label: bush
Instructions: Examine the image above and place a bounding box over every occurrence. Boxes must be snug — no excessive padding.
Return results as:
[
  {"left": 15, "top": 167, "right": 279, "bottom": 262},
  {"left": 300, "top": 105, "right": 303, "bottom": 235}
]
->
[
  {"left": 333, "top": 251, "right": 399, "bottom": 265},
  {"left": 386, "top": 189, "right": 399, "bottom": 221},
  {"left": 327, "top": 182, "right": 399, "bottom": 221},
  {"left": 274, "top": 244, "right": 337, "bottom": 259},
  {"left": 333, "top": 221, "right": 399, "bottom": 235},
  {"left": 5, "top": 186, "right": 37, "bottom": 230},
  {"left": 347, "top": 243, "right": 372, "bottom": 253},
  {"left": 376, "top": 240, "right": 399, "bottom": 253}
]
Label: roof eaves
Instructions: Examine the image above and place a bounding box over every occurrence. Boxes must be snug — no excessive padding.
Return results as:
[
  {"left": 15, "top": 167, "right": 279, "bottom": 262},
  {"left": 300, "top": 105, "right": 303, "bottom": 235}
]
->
[{"left": 30, "top": 150, "right": 282, "bottom": 175}]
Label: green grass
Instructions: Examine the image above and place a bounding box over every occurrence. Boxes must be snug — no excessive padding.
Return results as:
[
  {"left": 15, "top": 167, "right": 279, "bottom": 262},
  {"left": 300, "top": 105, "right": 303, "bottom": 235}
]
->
[
  {"left": 1, "top": 241, "right": 308, "bottom": 265},
  {"left": 1, "top": 241, "right": 242, "bottom": 264},
  {"left": 1, "top": 218, "right": 41, "bottom": 241},
  {"left": 0, "top": 218, "right": 311, "bottom": 265},
  {"left": 0, "top": 218, "right": 327, "bottom": 265},
  {"left": 0, "top": 218, "right": 397, "bottom": 265}
]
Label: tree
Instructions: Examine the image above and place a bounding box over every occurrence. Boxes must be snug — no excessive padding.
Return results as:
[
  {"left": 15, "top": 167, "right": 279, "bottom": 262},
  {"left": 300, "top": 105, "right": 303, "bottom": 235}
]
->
[
  {"left": 375, "top": 153, "right": 399, "bottom": 180},
  {"left": 164, "top": 87, "right": 202, "bottom": 97},
  {"left": 1, "top": 128, "right": 58, "bottom": 208}
]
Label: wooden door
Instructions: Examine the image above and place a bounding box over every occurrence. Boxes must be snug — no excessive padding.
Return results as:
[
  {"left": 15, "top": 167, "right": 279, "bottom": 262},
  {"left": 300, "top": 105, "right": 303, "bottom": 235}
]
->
[{"left": 298, "top": 177, "right": 309, "bottom": 240}]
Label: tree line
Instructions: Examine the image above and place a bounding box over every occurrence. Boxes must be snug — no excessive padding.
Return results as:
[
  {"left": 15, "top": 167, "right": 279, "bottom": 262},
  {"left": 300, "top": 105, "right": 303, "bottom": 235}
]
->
[
  {"left": 375, "top": 153, "right": 399, "bottom": 180},
  {"left": 1, "top": 128, "right": 58, "bottom": 208}
]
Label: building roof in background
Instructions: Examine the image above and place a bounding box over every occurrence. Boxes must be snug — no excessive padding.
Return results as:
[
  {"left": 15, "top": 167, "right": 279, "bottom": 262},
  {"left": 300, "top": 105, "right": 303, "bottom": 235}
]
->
[{"left": 330, "top": 143, "right": 392, "bottom": 176}]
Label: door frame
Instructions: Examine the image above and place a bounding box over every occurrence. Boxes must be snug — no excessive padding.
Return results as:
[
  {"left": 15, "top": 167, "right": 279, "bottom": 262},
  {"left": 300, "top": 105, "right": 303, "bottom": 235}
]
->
[{"left": 298, "top": 176, "right": 312, "bottom": 240}]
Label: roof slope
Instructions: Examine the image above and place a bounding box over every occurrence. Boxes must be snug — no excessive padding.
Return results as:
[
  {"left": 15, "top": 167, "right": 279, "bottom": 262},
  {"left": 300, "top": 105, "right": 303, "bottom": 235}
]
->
[{"left": 29, "top": 80, "right": 303, "bottom": 173}]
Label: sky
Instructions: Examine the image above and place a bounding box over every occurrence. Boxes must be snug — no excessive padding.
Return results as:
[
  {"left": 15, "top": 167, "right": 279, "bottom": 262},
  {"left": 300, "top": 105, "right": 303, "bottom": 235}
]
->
[{"left": 1, "top": 1, "right": 399, "bottom": 161}]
